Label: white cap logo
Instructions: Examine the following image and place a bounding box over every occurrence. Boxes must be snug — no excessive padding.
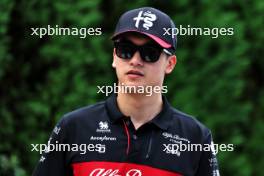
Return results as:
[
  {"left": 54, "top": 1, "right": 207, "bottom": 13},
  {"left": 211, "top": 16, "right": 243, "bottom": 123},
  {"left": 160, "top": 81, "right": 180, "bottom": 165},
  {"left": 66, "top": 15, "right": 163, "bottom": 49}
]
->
[{"left": 133, "top": 11, "right": 157, "bottom": 30}]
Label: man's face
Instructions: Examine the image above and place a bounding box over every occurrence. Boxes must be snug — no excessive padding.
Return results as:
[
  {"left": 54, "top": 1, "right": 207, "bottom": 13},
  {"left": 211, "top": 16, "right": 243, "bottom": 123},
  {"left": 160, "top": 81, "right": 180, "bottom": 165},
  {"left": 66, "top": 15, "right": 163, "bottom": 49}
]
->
[{"left": 112, "top": 33, "right": 177, "bottom": 88}]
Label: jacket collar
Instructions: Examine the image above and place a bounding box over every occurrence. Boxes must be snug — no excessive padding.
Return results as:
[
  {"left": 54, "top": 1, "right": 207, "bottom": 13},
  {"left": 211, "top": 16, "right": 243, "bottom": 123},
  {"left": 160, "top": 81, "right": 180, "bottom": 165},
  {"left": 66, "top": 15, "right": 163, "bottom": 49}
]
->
[{"left": 105, "top": 93, "right": 173, "bottom": 130}]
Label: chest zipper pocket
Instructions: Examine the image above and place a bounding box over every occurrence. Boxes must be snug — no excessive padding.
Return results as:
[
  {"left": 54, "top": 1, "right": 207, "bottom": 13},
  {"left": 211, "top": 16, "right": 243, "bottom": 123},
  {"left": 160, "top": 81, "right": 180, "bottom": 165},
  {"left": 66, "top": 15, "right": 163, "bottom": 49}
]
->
[{"left": 146, "top": 130, "right": 154, "bottom": 159}]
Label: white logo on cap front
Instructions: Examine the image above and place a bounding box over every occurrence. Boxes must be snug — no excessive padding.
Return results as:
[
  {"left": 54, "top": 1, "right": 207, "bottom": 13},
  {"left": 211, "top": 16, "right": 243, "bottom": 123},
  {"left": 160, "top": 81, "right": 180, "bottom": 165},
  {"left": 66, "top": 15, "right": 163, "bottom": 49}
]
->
[{"left": 133, "top": 10, "right": 157, "bottom": 30}]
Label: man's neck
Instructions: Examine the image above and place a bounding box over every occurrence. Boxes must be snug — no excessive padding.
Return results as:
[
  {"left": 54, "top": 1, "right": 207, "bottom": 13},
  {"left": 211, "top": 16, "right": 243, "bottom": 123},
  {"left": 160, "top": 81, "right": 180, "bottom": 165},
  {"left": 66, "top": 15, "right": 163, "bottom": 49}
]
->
[{"left": 117, "top": 93, "right": 163, "bottom": 130}]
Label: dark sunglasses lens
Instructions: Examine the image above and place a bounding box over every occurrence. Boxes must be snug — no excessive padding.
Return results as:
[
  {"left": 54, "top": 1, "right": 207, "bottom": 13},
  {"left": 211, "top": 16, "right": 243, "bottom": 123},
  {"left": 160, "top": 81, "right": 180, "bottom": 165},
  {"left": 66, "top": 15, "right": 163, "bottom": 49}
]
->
[
  {"left": 115, "top": 43, "right": 135, "bottom": 59},
  {"left": 140, "top": 46, "right": 162, "bottom": 62}
]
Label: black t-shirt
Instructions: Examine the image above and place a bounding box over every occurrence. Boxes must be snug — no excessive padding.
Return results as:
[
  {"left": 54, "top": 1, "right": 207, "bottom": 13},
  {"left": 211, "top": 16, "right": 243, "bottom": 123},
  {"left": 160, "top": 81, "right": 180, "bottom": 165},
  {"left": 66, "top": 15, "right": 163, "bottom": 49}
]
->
[{"left": 32, "top": 94, "right": 220, "bottom": 176}]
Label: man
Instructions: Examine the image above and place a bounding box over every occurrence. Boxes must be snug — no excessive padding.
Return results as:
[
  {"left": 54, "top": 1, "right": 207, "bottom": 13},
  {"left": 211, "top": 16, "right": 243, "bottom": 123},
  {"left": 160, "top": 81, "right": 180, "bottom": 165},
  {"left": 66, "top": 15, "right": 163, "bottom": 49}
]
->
[{"left": 33, "top": 7, "right": 220, "bottom": 176}]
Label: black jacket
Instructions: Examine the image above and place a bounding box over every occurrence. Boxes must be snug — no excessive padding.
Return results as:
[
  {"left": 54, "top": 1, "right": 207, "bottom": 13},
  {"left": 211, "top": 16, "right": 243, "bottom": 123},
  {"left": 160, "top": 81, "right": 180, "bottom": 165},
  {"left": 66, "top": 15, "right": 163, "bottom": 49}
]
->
[{"left": 32, "top": 94, "right": 220, "bottom": 176}]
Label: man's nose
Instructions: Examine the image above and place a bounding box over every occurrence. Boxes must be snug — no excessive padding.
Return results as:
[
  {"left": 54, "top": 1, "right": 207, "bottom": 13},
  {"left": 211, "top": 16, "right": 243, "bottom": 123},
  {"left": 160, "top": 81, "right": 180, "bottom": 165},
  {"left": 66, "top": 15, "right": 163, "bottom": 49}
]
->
[{"left": 129, "top": 51, "right": 144, "bottom": 66}]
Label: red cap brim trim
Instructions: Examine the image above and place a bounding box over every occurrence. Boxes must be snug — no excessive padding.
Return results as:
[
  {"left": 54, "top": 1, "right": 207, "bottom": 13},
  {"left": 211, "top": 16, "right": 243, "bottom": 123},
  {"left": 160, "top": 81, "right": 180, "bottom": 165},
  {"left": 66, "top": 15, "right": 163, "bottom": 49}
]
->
[{"left": 112, "top": 30, "right": 172, "bottom": 48}]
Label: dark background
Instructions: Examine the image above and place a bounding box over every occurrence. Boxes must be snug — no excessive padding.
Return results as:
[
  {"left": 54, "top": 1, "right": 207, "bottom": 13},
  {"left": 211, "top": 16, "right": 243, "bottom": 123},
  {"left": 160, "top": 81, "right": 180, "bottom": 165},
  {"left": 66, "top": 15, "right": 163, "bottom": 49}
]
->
[{"left": 0, "top": 0, "right": 263, "bottom": 175}]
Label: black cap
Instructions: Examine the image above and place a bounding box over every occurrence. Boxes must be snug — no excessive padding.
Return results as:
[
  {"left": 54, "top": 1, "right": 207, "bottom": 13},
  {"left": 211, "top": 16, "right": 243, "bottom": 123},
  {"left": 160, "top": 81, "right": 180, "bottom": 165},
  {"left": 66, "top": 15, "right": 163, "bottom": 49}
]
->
[{"left": 112, "top": 7, "right": 177, "bottom": 52}]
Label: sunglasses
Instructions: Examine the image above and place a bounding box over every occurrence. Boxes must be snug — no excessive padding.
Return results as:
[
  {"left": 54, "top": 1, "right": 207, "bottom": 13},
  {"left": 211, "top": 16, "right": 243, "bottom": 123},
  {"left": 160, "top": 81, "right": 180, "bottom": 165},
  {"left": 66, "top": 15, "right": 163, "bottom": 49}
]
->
[{"left": 114, "top": 40, "right": 172, "bottom": 63}]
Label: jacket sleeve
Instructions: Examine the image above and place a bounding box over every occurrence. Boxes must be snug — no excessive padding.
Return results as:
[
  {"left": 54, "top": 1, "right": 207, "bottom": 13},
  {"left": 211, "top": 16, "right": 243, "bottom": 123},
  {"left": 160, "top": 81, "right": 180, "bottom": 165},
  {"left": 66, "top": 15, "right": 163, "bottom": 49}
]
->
[
  {"left": 195, "top": 131, "right": 220, "bottom": 176},
  {"left": 32, "top": 118, "right": 72, "bottom": 176}
]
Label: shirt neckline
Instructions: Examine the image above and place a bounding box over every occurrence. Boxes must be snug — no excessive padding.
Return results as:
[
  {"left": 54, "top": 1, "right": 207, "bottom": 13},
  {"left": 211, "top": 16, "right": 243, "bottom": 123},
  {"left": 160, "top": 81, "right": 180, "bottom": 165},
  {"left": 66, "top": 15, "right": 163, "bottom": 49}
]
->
[{"left": 105, "top": 93, "right": 173, "bottom": 130}]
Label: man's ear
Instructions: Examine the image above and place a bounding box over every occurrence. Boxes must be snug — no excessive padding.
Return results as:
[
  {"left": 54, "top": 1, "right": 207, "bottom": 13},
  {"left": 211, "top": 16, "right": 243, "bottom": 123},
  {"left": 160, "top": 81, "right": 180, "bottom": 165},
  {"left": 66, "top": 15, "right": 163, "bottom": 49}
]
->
[
  {"left": 165, "top": 55, "right": 177, "bottom": 74},
  {"left": 112, "top": 49, "right": 116, "bottom": 68}
]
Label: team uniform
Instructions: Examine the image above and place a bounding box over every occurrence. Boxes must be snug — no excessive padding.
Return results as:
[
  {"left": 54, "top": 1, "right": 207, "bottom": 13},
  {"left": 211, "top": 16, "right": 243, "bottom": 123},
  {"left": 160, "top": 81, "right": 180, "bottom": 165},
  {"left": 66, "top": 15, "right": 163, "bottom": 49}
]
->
[
  {"left": 33, "top": 7, "right": 220, "bottom": 176},
  {"left": 33, "top": 94, "right": 220, "bottom": 176}
]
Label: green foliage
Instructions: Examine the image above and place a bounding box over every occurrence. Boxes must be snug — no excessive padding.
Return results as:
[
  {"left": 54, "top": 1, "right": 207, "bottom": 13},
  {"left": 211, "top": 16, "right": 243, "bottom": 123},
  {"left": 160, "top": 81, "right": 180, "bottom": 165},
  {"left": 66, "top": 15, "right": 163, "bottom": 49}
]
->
[
  {"left": 0, "top": 0, "right": 263, "bottom": 175},
  {"left": 0, "top": 155, "right": 26, "bottom": 176}
]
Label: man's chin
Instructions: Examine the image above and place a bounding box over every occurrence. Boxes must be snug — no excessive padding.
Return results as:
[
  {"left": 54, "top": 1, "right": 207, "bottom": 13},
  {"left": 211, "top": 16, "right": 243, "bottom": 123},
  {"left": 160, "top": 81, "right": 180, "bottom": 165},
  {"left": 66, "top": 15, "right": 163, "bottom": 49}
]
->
[{"left": 120, "top": 81, "right": 145, "bottom": 88}]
